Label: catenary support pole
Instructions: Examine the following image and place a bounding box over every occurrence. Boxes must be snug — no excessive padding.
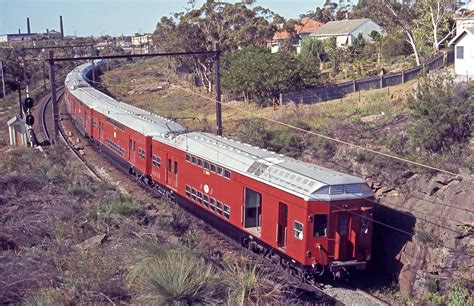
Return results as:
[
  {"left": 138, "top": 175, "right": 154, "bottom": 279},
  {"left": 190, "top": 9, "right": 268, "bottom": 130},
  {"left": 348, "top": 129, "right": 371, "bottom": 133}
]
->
[
  {"left": 214, "top": 42, "right": 222, "bottom": 136},
  {"left": 48, "top": 50, "right": 59, "bottom": 142},
  {"left": 0, "top": 61, "right": 5, "bottom": 98},
  {"left": 17, "top": 80, "right": 22, "bottom": 119}
]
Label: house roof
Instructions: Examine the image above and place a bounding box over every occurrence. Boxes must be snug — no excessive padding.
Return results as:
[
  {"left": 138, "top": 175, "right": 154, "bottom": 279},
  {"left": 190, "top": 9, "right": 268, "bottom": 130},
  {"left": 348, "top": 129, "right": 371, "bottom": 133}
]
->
[
  {"left": 273, "top": 18, "right": 323, "bottom": 40},
  {"left": 448, "top": 27, "right": 474, "bottom": 46},
  {"left": 455, "top": 2, "right": 474, "bottom": 19},
  {"left": 311, "top": 18, "right": 374, "bottom": 36}
]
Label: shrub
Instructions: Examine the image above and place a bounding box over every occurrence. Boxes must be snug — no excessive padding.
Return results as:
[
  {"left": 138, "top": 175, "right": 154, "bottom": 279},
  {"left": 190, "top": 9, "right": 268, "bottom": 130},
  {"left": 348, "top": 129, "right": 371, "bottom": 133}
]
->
[
  {"left": 127, "top": 243, "right": 219, "bottom": 304},
  {"left": 223, "top": 261, "right": 283, "bottom": 305},
  {"left": 100, "top": 195, "right": 142, "bottom": 217},
  {"left": 235, "top": 118, "right": 270, "bottom": 148},
  {"left": 407, "top": 75, "right": 473, "bottom": 153},
  {"left": 447, "top": 279, "right": 472, "bottom": 306}
]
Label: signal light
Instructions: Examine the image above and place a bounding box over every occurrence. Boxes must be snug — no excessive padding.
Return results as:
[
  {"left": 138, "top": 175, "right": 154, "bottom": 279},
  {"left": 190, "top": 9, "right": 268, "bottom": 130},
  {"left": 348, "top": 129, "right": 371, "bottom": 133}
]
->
[
  {"left": 23, "top": 97, "right": 34, "bottom": 110},
  {"left": 26, "top": 114, "right": 35, "bottom": 126}
]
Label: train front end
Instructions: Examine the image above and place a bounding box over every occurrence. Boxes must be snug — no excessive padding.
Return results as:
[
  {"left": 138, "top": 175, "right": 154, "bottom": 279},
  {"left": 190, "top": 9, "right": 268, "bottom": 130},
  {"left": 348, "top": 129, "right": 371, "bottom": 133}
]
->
[{"left": 306, "top": 182, "right": 374, "bottom": 278}]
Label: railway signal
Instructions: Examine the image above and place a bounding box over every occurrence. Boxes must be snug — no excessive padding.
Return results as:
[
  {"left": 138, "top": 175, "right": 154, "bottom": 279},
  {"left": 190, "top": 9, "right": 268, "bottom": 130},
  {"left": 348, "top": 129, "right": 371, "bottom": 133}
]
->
[
  {"left": 23, "top": 97, "right": 34, "bottom": 111},
  {"left": 25, "top": 114, "right": 34, "bottom": 126}
]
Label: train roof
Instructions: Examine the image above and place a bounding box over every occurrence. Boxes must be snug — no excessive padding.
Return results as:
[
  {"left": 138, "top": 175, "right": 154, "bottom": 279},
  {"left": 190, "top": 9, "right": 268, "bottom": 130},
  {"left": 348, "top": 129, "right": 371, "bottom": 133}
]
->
[
  {"left": 161, "top": 132, "right": 373, "bottom": 201},
  {"left": 65, "top": 62, "right": 187, "bottom": 137},
  {"left": 66, "top": 62, "right": 373, "bottom": 202}
]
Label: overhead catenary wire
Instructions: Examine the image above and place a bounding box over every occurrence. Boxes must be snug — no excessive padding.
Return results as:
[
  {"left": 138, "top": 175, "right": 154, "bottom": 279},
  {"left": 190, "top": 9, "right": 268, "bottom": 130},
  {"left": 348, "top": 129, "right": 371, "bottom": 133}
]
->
[
  {"left": 193, "top": 131, "right": 467, "bottom": 238},
  {"left": 73, "top": 70, "right": 469, "bottom": 252},
  {"left": 169, "top": 83, "right": 472, "bottom": 181},
  {"left": 85, "top": 76, "right": 473, "bottom": 215}
]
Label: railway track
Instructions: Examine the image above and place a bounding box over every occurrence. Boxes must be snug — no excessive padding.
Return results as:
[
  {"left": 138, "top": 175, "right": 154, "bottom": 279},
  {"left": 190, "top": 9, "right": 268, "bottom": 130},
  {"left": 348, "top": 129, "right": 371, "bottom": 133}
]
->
[
  {"left": 36, "top": 88, "right": 102, "bottom": 181},
  {"left": 36, "top": 88, "right": 387, "bottom": 306}
]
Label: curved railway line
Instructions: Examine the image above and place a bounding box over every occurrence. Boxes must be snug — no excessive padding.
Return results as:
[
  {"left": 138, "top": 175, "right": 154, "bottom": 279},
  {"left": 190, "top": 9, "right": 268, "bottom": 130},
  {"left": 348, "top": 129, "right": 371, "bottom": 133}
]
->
[{"left": 35, "top": 85, "right": 388, "bottom": 306}]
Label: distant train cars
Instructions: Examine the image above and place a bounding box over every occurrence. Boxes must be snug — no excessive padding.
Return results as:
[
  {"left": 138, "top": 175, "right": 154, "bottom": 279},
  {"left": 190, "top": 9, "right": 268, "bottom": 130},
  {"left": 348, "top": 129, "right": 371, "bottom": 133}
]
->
[{"left": 64, "top": 62, "right": 374, "bottom": 279}]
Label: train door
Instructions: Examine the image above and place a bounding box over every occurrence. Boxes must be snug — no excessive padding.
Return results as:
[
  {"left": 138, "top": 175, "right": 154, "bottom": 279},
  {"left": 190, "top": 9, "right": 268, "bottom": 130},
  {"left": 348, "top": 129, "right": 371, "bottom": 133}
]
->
[
  {"left": 128, "top": 138, "right": 136, "bottom": 163},
  {"left": 166, "top": 154, "right": 178, "bottom": 190},
  {"left": 244, "top": 188, "right": 262, "bottom": 235},
  {"left": 98, "top": 121, "right": 103, "bottom": 141},
  {"left": 336, "top": 213, "right": 354, "bottom": 260},
  {"left": 277, "top": 202, "right": 288, "bottom": 248}
]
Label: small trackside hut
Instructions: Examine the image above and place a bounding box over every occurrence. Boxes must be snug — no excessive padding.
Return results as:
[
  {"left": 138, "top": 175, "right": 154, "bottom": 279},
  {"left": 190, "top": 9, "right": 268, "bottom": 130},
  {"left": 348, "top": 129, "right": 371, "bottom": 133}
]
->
[{"left": 64, "top": 61, "right": 374, "bottom": 280}]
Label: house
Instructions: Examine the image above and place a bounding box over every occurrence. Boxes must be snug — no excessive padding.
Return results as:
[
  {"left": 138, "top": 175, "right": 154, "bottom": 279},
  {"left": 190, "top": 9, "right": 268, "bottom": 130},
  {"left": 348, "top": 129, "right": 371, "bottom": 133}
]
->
[
  {"left": 310, "top": 18, "right": 383, "bottom": 47},
  {"left": 270, "top": 18, "right": 324, "bottom": 54},
  {"left": 0, "top": 33, "right": 36, "bottom": 43},
  {"left": 454, "top": 2, "right": 474, "bottom": 35},
  {"left": 131, "top": 34, "right": 152, "bottom": 54},
  {"left": 448, "top": 27, "right": 474, "bottom": 79}
]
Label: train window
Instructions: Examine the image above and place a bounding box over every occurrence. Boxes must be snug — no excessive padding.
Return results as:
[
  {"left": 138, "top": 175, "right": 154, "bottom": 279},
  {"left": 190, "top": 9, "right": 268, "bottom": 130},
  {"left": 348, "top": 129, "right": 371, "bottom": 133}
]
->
[
  {"left": 224, "top": 205, "right": 230, "bottom": 219},
  {"left": 210, "top": 198, "right": 216, "bottom": 211},
  {"left": 203, "top": 195, "right": 209, "bottom": 208},
  {"left": 293, "top": 221, "right": 303, "bottom": 240},
  {"left": 150, "top": 145, "right": 153, "bottom": 158},
  {"left": 138, "top": 148, "right": 145, "bottom": 159},
  {"left": 152, "top": 155, "right": 161, "bottom": 168},
  {"left": 168, "top": 159, "right": 171, "bottom": 171},
  {"left": 186, "top": 154, "right": 191, "bottom": 162},
  {"left": 313, "top": 215, "right": 328, "bottom": 238},
  {"left": 210, "top": 164, "right": 216, "bottom": 172},
  {"left": 216, "top": 201, "right": 223, "bottom": 215},
  {"left": 217, "top": 166, "right": 223, "bottom": 175},
  {"left": 204, "top": 161, "right": 210, "bottom": 169},
  {"left": 185, "top": 185, "right": 191, "bottom": 198},
  {"left": 197, "top": 159, "right": 203, "bottom": 167},
  {"left": 197, "top": 192, "right": 203, "bottom": 204},
  {"left": 224, "top": 169, "right": 231, "bottom": 179},
  {"left": 192, "top": 156, "right": 197, "bottom": 164},
  {"left": 174, "top": 161, "right": 178, "bottom": 174},
  {"left": 191, "top": 188, "right": 197, "bottom": 201}
]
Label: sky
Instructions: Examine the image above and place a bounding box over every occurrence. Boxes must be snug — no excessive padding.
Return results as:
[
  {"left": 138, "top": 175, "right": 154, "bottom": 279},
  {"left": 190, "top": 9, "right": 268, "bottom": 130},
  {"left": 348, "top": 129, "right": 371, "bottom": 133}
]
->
[{"left": 0, "top": 0, "right": 327, "bottom": 37}]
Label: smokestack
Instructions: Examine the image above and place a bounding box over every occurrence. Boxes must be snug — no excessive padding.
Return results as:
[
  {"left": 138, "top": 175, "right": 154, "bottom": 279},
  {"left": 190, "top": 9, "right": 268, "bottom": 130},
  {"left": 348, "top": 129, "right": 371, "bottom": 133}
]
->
[
  {"left": 18, "top": 28, "right": 21, "bottom": 34},
  {"left": 60, "top": 15, "right": 64, "bottom": 39},
  {"left": 27, "top": 17, "right": 31, "bottom": 34}
]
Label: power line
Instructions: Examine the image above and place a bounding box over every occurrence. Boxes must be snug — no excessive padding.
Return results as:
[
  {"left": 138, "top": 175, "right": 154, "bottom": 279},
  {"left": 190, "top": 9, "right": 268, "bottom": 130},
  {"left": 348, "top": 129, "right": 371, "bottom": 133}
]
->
[
  {"left": 85, "top": 76, "right": 473, "bottom": 215},
  {"left": 170, "top": 84, "right": 472, "bottom": 181},
  {"left": 193, "top": 131, "right": 466, "bottom": 238}
]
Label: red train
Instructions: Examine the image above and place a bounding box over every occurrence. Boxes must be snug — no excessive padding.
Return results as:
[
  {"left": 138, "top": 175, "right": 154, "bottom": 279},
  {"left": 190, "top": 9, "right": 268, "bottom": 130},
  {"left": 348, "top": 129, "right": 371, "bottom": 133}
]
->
[{"left": 64, "top": 62, "right": 374, "bottom": 279}]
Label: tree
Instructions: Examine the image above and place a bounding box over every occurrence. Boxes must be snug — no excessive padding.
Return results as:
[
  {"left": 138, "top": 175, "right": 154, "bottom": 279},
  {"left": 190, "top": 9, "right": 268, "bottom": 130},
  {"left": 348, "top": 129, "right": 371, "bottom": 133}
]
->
[
  {"left": 407, "top": 75, "right": 473, "bottom": 153},
  {"left": 414, "top": 0, "right": 457, "bottom": 51},
  {"left": 301, "top": 0, "right": 351, "bottom": 22},
  {"left": 352, "top": 0, "right": 422, "bottom": 65},
  {"left": 299, "top": 37, "right": 325, "bottom": 66},
  {"left": 222, "top": 47, "right": 319, "bottom": 107},
  {"left": 153, "top": 0, "right": 279, "bottom": 92}
]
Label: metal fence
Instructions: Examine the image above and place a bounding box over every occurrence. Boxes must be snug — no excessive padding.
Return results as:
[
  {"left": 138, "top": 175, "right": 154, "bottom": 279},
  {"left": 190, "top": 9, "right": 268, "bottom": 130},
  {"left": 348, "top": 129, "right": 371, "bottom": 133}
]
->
[{"left": 281, "top": 50, "right": 454, "bottom": 104}]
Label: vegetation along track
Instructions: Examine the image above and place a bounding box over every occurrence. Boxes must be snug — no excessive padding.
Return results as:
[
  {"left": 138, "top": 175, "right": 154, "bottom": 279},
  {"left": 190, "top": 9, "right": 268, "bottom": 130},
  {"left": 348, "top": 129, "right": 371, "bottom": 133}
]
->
[
  {"left": 37, "top": 87, "right": 102, "bottom": 180},
  {"left": 37, "top": 86, "right": 386, "bottom": 305}
]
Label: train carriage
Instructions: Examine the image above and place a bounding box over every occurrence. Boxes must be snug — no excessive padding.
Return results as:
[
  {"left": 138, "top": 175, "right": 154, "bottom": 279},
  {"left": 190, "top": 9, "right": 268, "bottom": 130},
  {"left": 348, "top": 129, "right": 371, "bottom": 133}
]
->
[{"left": 64, "top": 62, "right": 374, "bottom": 279}]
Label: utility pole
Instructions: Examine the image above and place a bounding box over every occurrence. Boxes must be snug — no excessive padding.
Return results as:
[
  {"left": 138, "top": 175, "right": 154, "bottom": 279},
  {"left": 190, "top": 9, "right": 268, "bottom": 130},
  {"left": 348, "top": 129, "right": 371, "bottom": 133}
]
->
[
  {"left": 48, "top": 50, "right": 59, "bottom": 142},
  {"left": 214, "top": 42, "right": 222, "bottom": 136},
  {"left": 17, "top": 78, "right": 22, "bottom": 119},
  {"left": 0, "top": 61, "right": 5, "bottom": 98}
]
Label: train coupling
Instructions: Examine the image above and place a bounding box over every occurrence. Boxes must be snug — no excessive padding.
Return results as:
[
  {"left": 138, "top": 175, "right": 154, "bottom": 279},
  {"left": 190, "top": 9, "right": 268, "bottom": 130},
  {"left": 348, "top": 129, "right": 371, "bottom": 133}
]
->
[{"left": 329, "top": 260, "right": 367, "bottom": 278}]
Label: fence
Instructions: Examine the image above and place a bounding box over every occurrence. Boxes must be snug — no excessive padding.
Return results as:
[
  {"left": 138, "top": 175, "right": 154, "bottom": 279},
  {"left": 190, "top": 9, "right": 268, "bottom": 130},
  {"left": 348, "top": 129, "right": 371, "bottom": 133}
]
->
[{"left": 281, "top": 50, "right": 454, "bottom": 104}]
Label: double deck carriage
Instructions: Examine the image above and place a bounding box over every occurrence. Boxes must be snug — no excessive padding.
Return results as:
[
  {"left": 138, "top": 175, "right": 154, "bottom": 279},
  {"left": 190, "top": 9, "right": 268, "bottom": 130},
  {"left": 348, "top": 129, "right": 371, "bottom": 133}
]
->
[{"left": 64, "top": 62, "right": 374, "bottom": 278}]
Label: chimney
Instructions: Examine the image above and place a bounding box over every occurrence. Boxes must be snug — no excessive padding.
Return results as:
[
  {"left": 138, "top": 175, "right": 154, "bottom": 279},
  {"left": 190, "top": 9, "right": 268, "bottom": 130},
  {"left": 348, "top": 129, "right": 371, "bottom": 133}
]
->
[
  {"left": 27, "top": 17, "right": 31, "bottom": 34},
  {"left": 18, "top": 28, "right": 21, "bottom": 34},
  {"left": 60, "top": 15, "right": 64, "bottom": 39}
]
